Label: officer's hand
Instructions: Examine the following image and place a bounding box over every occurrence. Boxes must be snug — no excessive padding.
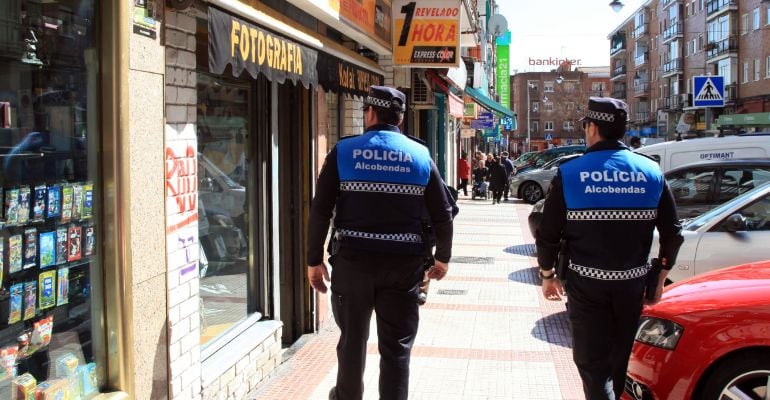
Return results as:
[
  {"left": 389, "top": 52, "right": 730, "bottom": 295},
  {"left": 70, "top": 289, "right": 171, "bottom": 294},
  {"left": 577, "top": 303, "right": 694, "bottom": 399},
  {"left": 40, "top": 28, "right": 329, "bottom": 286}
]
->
[
  {"left": 427, "top": 260, "right": 449, "bottom": 280},
  {"left": 644, "top": 282, "right": 664, "bottom": 305},
  {"left": 307, "top": 264, "right": 330, "bottom": 293},
  {"left": 542, "top": 278, "right": 565, "bottom": 301}
]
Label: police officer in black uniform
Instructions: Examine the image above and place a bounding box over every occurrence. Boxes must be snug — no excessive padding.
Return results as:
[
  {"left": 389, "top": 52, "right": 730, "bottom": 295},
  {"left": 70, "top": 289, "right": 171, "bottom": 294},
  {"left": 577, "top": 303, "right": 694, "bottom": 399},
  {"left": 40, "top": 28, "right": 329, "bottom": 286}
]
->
[
  {"left": 535, "top": 97, "right": 683, "bottom": 400},
  {"left": 306, "top": 86, "right": 456, "bottom": 400}
]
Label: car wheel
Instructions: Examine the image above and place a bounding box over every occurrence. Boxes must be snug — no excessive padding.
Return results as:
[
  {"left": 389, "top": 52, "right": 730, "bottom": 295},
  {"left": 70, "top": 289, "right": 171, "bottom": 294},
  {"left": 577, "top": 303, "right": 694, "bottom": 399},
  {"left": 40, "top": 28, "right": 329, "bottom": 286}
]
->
[
  {"left": 700, "top": 352, "right": 770, "bottom": 400},
  {"left": 521, "top": 182, "right": 543, "bottom": 204}
]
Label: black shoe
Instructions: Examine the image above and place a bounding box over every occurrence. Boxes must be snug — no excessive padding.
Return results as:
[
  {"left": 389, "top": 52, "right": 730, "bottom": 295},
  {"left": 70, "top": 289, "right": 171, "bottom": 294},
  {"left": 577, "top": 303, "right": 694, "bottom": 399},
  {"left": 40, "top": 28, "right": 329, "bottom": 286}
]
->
[{"left": 329, "top": 387, "right": 338, "bottom": 400}]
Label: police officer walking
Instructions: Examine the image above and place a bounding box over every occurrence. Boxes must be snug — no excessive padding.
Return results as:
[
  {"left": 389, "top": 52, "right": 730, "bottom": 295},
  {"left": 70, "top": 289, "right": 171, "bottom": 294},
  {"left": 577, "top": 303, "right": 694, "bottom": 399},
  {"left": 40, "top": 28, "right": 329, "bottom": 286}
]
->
[
  {"left": 306, "top": 86, "right": 456, "bottom": 400},
  {"left": 535, "top": 97, "right": 683, "bottom": 400}
]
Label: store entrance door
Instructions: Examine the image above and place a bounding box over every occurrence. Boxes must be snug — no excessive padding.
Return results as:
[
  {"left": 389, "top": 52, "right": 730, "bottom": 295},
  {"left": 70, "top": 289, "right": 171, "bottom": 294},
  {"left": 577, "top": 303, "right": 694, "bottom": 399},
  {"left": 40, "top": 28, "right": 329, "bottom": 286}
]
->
[{"left": 277, "top": 82, "right": 313, "bottom": 344}]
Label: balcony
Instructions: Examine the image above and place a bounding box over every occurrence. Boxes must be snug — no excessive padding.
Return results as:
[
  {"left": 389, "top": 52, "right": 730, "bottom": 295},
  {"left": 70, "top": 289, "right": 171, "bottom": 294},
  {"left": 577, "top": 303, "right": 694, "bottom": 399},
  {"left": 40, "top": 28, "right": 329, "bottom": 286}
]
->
[
  {"left": 706, "top": 37, "right": 738, "bottom": 60},
  {"left": 635, "top": 112, "right": 652, "bottom": 122},
  {"left": 633, "top": 23, "right": 649, "bottom": 40},
  {"left": 707, "top": 0, "right": 738, "bottom": 19},
  {"left": 662, "top": 0, "right": 682, "bottom": 10},
  {"left": 662, "top": 58, "right": 683, "bottom": 77},
  {"left": 634, "top": 82, "right": 650, "bottom": 97},
  {"left": 611, "top": 65, "right": 627, "bottom": 80},
  {"left": 663, "top": 22, "right": 683, "bottom": 43},
  {"left": 589, "top": 90, "right": 606, "bottom": 97},
  {"left": 725, "top": 84, "right": 738, "bottom": 102},
  {"left": 634, "top": 52, "right": 649, "bottom": 67},
  {"left": 664, "top": 95, "right": 684, "bottom": 110},
  {"left": 611, "top": 88, "right": 626, "bottom": 99},
  {"left": 610, "top": 37, "right": 627, "bottom": 57}
]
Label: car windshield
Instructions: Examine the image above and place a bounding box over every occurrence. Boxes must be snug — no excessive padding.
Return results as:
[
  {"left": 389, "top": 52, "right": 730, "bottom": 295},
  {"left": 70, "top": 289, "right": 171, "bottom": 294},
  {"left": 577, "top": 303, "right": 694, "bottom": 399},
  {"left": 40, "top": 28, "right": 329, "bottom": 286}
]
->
[
  {"left": 685, "top": 182, "right": 770, "bottom": 231},
  {"left": 514, "top": 152, "right": 538, "bottom": 166}
]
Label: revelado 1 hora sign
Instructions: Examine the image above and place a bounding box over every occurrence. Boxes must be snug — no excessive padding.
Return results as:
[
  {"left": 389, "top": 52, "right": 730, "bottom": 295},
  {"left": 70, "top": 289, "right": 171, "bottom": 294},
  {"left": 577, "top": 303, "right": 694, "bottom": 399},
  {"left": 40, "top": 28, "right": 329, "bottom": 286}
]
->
[{"left": 393, "top": 0, "right": 461, "bottom": 67}]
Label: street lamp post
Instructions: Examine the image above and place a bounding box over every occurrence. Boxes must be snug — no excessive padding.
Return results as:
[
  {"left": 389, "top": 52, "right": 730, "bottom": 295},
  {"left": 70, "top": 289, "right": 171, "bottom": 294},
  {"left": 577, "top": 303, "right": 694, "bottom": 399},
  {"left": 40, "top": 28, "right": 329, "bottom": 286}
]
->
[{"left": 526, "top": 83, "right": 535, "bottom": 153}]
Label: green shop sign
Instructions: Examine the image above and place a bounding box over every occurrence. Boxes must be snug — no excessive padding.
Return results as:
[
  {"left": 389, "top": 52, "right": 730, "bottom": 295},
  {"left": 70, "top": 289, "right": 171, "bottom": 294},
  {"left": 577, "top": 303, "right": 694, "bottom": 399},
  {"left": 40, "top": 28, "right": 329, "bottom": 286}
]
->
[{"left": 717, "top": 112, "right": 770, "bottom": 126}]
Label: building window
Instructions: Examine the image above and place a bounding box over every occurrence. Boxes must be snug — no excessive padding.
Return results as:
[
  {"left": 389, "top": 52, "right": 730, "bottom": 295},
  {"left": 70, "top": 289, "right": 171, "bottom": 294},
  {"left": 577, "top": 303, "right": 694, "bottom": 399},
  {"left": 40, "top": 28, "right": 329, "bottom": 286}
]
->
[
  {"left": 743, "top": 62, "right": 749, "bottom": 83},
  {"left": 755, "top": 59, "right": 761, "bottom": 81},
  {"left": 700, "top": 0, "right": 704, "bottom": 10},
  {"left": 544, "top": 102, "right": 554, "bottom": 112},
  {"left": 766, "top": 56, "right": 770, "bottom": 78},
  {"left": 531, "top": 102, "right": 539, "bottom": 113},
  {"left": 563, "top": 121, "right": 575, "bottom": 131},
  {"left": 544, "top": 81, "right": 555, "bottom": 92},
  {"left": 698, "top": 34, "right": 704, "bottom": 51},
  {"left": 767, "top": 6, "right": 770, "bottom": 25},
  {"left": 754, "top": 8, "right": 761, "bottom": 30},
  {"left": 0, "top": 0, "right": 106, "bottom": 392},
  {"left": 692, "top": 39, "right": 697, "bottom": 54},
  {"left": 544, "top": 121, "right": 554, "bottom": 131},
  {"left": 742, "top": 13, "right": 749, "bottom": 35},
  {"left": 530, "top": 120, "right": 539, "bottom": 133},
  {"left": 591, "top": 82, "right": 604, "bottom": 91}
]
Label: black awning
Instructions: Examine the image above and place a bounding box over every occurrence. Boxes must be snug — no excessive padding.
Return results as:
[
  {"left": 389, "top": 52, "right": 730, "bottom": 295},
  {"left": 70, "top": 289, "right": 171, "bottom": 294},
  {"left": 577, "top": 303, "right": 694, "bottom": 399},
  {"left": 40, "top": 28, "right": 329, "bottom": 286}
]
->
[
  {"left": 208, "top": 7, "right": 318, "bottom": 88},
  {"left": 316, "top": 53, "right": 384, "bottom": 98}
]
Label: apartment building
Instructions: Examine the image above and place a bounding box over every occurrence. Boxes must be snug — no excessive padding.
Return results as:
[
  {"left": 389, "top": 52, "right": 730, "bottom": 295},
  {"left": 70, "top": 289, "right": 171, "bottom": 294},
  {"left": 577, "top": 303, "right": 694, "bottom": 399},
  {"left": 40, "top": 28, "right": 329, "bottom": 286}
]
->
[
  {"left": 611, "top": 0, "right": 770, "bottom": 139},
  {"left": 511, "top": 66, "right": 610, "bottom": 152}
]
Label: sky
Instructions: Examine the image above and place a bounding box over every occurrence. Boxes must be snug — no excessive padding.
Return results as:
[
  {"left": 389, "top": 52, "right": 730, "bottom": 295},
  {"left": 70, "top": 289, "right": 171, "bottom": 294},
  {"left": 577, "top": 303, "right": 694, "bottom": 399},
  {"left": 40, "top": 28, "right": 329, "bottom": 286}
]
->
[{"left": 496, "top": 0, "right": 646, "bottom": 73}]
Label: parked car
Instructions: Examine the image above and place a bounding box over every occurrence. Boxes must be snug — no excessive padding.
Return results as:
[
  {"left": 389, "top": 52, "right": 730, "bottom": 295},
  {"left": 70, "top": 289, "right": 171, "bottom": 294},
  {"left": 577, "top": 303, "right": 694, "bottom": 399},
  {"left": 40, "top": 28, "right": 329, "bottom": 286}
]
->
[
  {"left": 511, "top": 154, "right": 581, "bottom": 204},
  {"left": 651, "top": 182, "right": 770, "bottom": 283},
  {"left": 515, "top": 145, "right": 585, "bottom": 174},
  {"left": 635, "top": 133, "right": 770, "bottom": 172},
  {"left": 666, "top": 158, "right": 770, "bottom": 219},
  {"left": 622, "top": 260, "right": 770, "bottom": 400}
]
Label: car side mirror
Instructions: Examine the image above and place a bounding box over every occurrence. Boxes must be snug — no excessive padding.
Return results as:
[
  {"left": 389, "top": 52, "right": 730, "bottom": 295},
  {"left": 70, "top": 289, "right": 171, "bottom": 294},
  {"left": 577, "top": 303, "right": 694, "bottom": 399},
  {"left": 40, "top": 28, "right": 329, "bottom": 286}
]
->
[{"left": 723, "top": 213, "right": 747, "bottom": 233}]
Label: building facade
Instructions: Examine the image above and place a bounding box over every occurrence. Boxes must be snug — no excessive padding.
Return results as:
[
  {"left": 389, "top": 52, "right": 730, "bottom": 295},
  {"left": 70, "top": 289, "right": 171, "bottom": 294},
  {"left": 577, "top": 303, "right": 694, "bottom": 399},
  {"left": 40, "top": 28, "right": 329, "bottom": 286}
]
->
[
  {"left": 511, "top": 67, "right": 609, "bottom": 153},
  {"left": 610, "top": 0, "right": 770, "bottom": 139}
]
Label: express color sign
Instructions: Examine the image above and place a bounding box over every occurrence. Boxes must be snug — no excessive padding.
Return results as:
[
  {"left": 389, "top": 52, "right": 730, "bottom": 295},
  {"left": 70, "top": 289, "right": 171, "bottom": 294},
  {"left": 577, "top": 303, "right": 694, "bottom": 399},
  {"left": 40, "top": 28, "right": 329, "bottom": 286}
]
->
[{"left": 392, "top": 0, "right": 460, "bottom": 67}]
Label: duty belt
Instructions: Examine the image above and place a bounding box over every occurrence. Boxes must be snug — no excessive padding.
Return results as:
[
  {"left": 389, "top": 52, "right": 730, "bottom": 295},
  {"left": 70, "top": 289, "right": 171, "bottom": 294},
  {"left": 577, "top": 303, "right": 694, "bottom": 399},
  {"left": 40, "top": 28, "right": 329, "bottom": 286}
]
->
[
  {"left": 568, "top": 262, "right": 651, "bottom": 281},
  {"left": 336, "top": 229, "right": 423, "bottom": 243}
]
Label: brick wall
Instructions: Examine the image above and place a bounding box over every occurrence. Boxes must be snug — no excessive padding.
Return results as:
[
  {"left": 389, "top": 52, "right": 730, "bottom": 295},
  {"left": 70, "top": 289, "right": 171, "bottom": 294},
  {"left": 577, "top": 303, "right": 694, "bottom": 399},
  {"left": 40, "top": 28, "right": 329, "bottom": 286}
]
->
[
  {"left": 165, "top": 9, "right": 202, "bottom": 400},
  {"left": 343, "top": 94, "right": 364, "bottom": 136}
]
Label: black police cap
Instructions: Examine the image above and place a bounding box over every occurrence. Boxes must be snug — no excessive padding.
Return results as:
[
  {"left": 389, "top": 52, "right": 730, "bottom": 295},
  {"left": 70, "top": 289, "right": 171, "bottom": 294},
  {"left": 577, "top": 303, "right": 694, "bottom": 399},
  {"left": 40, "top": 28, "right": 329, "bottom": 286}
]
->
[
  {"left": 364, "top": 85, "right": 406, "bottom": 112},
  {"left": 579, "top": 97, "right": 629, "bottom": 126}
]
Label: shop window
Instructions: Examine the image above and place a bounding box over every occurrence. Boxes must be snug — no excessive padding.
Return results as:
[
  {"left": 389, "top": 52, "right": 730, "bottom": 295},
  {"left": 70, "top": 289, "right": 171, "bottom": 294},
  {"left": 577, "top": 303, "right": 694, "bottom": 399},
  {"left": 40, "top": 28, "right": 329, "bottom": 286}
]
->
[{"left": 0, "top": 0, "right": 104, "bottom": 395}]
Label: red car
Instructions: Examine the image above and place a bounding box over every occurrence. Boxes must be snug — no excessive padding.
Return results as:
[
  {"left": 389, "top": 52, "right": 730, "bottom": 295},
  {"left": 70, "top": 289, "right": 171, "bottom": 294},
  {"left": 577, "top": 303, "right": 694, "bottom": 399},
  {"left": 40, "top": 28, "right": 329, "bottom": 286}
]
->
[{"left": 623, "top": 261, "right": 770, "bottom": 400}]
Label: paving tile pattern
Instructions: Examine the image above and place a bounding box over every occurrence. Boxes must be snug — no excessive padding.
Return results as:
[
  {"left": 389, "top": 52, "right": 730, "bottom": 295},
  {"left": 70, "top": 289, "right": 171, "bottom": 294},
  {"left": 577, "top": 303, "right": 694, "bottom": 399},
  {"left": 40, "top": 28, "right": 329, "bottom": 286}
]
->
[{"left": 250, "top": 198, "right": 585, "bottom": 400}]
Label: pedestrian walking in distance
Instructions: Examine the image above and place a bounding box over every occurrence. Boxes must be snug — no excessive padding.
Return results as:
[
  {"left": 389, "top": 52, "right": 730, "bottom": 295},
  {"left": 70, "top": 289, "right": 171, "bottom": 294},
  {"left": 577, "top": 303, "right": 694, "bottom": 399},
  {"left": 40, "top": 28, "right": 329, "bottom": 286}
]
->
[
  {"left": 535, "top": 97, "right": 683, "bottom": 400},
  {"left": 306, "top": 85, "right": 457, "bottom": 400},
  {"left": 457, "top": 151, "right": 471, "bottom": 196}
]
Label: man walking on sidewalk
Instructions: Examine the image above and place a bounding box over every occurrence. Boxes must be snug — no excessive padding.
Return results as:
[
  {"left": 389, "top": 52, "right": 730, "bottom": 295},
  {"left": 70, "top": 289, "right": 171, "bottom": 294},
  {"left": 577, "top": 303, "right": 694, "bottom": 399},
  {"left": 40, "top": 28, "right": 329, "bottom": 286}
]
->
[
  {"left": 306, "top": 85, "right": 456, "bottom": 400},
  {"left": 535, "top": 97, "right": 683, "bottom": 400}
]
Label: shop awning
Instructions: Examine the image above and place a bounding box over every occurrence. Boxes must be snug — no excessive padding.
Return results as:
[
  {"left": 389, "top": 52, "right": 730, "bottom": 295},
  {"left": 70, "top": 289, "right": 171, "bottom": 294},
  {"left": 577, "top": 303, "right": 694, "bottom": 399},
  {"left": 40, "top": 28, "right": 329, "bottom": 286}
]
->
[
  {"left": 464, "top": 86, "right": 516, "bottom": 120},
  {"left": 717, "top": 112, "right": 770, "bottom": 127}
]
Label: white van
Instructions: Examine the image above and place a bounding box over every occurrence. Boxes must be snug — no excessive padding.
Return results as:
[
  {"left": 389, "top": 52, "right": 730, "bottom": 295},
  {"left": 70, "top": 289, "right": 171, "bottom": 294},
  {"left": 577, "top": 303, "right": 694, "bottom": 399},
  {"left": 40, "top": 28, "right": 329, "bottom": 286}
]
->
[{"left": 635, "top": 135, "right": 770, "bottom": 172}]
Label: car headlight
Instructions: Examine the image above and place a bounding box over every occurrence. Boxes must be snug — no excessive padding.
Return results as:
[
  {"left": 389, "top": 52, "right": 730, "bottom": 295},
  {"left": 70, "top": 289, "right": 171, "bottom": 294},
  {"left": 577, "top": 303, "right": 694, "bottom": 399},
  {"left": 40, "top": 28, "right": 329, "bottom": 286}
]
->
[{"left": 635, "top": 317, "right": 684, "bottom": 350}]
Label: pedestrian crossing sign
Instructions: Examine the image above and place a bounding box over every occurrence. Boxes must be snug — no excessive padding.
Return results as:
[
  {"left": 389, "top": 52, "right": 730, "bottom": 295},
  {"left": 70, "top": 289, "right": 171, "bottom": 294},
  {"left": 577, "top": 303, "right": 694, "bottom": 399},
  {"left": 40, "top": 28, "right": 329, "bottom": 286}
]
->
[{"left": 693, "top": 76, "right": 724, "bottom": 107}]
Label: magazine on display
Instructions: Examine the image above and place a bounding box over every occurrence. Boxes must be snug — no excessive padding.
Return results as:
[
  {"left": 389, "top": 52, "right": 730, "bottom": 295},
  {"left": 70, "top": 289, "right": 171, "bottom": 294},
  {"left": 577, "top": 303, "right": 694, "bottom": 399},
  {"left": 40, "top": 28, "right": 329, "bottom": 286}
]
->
[
  {"left": 23, "top": 227, "right": 37, "bottom": 270},
  {"left": 8, "top": 283, "right": 22, "bottom": 324},
  {"left": 0, "top": 238, "right": 4, "bottom": 284},
  {"left": 32, "top": 185, "right": 47, "bottom": 221},
  {"left": 22, "top": 281, "right": 36, "bottom": 321},
  {"left": 56, "top": 267, "right": 69, "bottom": 306},
  {"left": 84, "top": 225, "right": 95, "bottom": 257},
  {"left": 8, "top": 234, "right": 23, "bottom": 274},
  {"left": 39, "top": 231, "right": 56, "bottom": 269},
  {"left": 67, "top": 225, "right": 82, "bottom": 262},
  {"left": 47, "top": 184, "right": 62, "bottom": 219},
  {"left": 71, "top": 183, "right": 83, "bottom": 220},
  {"left": 39, "top": 270, "right": 56, "bottom": 310},
  {"left": 55, "top": 227, "right": 68, "bottom": 265},
  {"left": 4, "top": 188, "right": 20, "bottom": 226},
  {"left": 17, "top": 186, "right": 31, "bottom": 225},
  {"left": 83, "top": 183, "right": 93, "bottom": 219},
  {"left": 61, "top": 185, "right": 73, "bottom": 222}
]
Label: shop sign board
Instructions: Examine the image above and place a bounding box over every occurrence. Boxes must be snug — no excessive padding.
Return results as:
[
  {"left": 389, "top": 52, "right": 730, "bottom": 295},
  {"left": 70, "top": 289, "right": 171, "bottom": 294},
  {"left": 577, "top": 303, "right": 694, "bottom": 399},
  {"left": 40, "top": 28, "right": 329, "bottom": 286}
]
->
[
  {"left": 316, "top": 53, "right": 384, "bottom": 98},
  {"left": 470, "top": 112, "right": 494, "bottom": 129},
  {"left": 327, "top": 0, "right": 392, "bottom": 49},
  {"left": 448, "top": 92, "right": 464, "bottom": 118},
  {"left": 208, "top": 7, "right": 318, "bottom": 87},
  {"left": 463, "top": 102, "right": 477, "bottom": 119},
  {"left": 496, "top": 43, "right": 510, "bottom": 110},
  {"left": 392, "top": 0, "right": 461, "bottom": 67},
  {"left": 460, "top": 128, "right": 476, "bottom": 138}
]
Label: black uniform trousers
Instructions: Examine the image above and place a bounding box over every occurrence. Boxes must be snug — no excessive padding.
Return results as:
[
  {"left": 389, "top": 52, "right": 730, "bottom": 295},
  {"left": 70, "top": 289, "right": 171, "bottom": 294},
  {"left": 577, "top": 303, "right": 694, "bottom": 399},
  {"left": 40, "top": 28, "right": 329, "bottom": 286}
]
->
[
  {"left": 566, "top": 270, "right": 645, "bottom": 400},
  {"left": 330, "top": 247, "right": 424, "bottom": 400}
]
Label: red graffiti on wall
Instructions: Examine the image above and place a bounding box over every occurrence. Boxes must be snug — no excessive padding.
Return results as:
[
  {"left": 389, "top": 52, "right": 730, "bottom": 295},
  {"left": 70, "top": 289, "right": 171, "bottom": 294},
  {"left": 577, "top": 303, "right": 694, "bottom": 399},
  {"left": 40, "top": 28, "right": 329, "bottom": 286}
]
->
[{"left": 166, "top": 144, "right": 198, "bottom": 216}]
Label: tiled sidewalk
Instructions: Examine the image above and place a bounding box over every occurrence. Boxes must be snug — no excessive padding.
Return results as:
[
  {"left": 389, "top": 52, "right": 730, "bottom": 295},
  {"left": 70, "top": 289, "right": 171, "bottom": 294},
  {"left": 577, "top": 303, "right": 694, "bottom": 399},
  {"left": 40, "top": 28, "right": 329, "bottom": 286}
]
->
[{"left": 251, "top": 197, "right": 584, "bottom": 400}]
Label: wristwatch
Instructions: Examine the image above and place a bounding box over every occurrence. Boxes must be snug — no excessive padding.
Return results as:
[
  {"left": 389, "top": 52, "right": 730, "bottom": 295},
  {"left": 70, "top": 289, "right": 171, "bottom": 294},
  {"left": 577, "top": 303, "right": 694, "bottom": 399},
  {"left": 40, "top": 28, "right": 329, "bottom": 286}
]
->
[{"left": 539, "top": 269, "right": 556, "bottom": 280}]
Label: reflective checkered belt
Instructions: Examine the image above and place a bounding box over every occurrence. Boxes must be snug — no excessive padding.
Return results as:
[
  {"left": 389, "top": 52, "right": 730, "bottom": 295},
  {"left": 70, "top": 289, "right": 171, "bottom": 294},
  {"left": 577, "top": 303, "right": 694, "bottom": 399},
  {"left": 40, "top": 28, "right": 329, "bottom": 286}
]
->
[
  {"left": 336, "top": 229, "right": 423, "bottom": 243},
  {"left": 568, "top": 262, "right": 651, "bottom": 280}
]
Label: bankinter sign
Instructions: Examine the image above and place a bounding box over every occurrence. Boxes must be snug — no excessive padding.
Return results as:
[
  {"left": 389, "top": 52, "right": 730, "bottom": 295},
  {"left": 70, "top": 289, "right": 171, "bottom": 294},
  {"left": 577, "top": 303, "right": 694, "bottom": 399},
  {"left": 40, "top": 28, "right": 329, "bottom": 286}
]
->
[
  {"left": 208, "top": 7, "right": 318, "bottom": 87},
  {"left": 392, "top": 0, "right": 460, "bottom": 67}
]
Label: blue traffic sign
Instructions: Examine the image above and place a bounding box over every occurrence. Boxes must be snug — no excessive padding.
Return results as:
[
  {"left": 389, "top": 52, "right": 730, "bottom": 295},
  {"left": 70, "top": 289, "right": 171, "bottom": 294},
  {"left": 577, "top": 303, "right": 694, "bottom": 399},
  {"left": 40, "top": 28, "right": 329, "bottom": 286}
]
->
[
  {"left": 693, "top": 76, "right": 724, "bottom": 107},
  {"left": 471, "top": 112, "right": 495, "bottom": 129},
  {"left": 544, "top": 133, "right": 553, "bottom": 141}
]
